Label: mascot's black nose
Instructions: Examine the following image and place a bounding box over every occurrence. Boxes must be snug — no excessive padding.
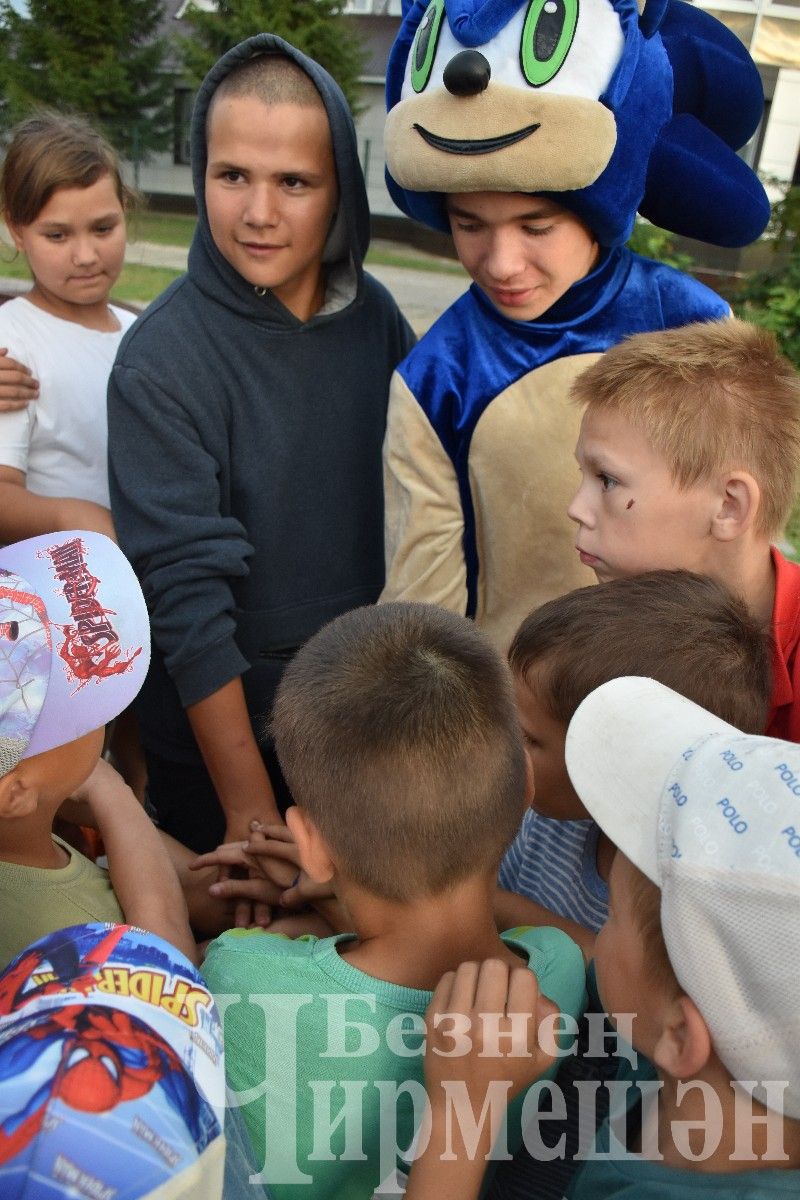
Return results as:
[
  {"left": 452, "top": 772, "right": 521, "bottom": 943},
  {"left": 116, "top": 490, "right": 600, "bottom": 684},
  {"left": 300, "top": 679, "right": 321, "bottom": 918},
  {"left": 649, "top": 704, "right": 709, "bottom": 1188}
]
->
[{"left": 443, "top": 50, "right": 491, "bottom": 97}]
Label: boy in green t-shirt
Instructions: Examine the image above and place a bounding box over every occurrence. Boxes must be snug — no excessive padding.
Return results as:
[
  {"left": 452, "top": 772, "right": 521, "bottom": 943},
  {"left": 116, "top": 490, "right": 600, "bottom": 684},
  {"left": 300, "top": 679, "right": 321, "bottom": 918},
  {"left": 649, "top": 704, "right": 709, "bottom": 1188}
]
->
[{"left": 201, "top": 601, "right": 586, "bottom": 1198}]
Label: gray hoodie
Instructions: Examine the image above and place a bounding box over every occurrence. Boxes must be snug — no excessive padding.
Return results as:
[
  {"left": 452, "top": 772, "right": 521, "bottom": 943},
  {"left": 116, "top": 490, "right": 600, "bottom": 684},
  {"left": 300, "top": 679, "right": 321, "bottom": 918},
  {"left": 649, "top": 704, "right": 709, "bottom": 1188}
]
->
[{"left": 108, "top": 34, "right": 415, "bottom": 764}]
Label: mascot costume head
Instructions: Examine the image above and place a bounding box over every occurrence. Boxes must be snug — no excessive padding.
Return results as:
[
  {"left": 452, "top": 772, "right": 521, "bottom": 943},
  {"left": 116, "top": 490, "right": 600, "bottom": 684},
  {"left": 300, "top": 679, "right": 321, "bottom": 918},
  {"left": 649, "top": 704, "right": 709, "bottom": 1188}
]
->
[{"left": 385, "top": 0, "right": 770, "bottom": 248}]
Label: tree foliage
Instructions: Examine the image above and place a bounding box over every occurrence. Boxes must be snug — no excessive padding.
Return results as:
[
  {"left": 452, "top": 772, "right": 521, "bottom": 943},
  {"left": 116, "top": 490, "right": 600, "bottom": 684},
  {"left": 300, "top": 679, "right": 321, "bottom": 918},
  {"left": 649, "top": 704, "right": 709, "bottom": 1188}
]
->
[
  {"left": 627, "top": 219, "right": 694, "bottom": 274},
  {"left": 0, "top": 0, "right": 174, "bottom": 162},
  {"left": 735, "top": 185, "right": 800, "bottom": 370},
  {"left": 179, "top": 0, "right": 366, "bottom": 115}
]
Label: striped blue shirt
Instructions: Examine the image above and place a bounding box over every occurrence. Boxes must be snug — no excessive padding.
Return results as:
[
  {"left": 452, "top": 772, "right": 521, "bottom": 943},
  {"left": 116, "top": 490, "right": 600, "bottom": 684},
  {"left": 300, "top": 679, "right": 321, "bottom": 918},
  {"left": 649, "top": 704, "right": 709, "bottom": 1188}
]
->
[{"left": 498, "top": 810, "right": 609, "bottom": 933}]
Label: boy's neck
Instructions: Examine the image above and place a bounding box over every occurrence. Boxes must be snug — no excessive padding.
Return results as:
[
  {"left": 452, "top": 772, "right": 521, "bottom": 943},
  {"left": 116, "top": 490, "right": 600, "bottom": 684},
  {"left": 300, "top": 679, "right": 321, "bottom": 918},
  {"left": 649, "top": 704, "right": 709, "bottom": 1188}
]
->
[
  {"left": 337, "top": 872, "right": 523, "bottom": 990},
  {"left": 0, "top": 813, "right": 69, "bottom": 870},
  {"left": 708, "top": 537, "right": 775, "bottom": 627},
  {"left": 643, "top": 1061, "right": 800, "bottom": 1173}
]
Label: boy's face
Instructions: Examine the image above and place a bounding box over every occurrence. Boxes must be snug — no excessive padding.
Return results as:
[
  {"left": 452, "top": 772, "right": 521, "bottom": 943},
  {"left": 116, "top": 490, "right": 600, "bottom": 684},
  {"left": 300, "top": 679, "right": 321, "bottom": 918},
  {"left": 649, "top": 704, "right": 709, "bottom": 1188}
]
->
[
  {"left": 2, "top": 727, "right": 104, "bottom": 818},
  {"left": 447, "top": 193, "right": 599, "bottom": 322},
  {"left": 568, "top": 406, "right": 720, "bottom": 582},
  {"left": 205, "top": 95, "right": 338, "bottom": 321},
  {"left": 514, "top": 671, "right": 586, "bottom": 821}
]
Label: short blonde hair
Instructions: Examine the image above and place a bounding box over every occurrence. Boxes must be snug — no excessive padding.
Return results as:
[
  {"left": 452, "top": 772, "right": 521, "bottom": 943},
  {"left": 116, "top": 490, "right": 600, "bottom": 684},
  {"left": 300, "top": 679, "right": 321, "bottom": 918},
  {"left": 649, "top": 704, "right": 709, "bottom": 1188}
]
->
[
  {"left": 272, "top": 603, "right": 527, "bottom": 902},
  {"left": 571, "top": 319, "right": 800, "bottom": 537}
]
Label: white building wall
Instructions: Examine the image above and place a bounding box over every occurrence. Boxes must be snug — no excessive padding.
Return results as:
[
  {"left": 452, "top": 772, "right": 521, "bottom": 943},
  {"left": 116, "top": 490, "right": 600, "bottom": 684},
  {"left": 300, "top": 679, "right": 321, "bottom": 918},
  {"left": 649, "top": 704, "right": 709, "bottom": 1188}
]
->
[
  {"left": 758, "top": 67, "right": 800, "bottom": 184},
  {"left": 354, "top": 82, "right": 406, "bottom": 217}
]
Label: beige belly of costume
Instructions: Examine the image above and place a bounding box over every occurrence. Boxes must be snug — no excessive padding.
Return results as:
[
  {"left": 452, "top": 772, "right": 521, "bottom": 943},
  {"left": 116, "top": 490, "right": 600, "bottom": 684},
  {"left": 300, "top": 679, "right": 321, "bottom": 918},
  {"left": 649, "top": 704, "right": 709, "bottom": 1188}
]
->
[{"left": 469, "top": 353, "right": 598, "bottom": 651}]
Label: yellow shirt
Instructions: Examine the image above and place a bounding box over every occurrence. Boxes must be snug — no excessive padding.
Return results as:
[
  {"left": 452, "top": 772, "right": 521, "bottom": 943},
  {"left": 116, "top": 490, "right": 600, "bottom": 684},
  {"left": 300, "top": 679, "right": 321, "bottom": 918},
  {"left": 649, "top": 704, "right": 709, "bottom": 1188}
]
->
[{"left": 0, "top": 835, "right": 123, "bottom": 970}]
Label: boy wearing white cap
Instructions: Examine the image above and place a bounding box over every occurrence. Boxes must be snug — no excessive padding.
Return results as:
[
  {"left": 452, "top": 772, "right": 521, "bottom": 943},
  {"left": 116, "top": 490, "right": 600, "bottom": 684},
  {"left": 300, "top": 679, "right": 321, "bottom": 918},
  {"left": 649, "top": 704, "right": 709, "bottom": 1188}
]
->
[
  {"left": 405, "top": 676, "right": 800, "bottom": 1197},
  {"left": 0, "top": 531, "right": 195, "bottom": 967}
]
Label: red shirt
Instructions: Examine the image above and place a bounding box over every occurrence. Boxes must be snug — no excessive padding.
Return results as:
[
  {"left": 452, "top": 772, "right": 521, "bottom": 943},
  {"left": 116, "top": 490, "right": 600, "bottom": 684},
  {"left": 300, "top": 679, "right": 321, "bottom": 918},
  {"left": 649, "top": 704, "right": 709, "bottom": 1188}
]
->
[{"left": 766, "top": 547, "right": 800, "bottom": 741}]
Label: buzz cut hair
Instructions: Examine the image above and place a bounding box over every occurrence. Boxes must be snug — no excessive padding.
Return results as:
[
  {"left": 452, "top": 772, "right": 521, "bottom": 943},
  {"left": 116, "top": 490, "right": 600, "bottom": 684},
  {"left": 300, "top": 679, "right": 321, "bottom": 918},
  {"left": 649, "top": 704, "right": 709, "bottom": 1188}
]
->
[
  {"left": 509, "top": 570, "right": 772, "bottom": 736},
  {"left": 272, "top": 602, "right": 528, "bottom": 902},
  {"left": 570, "top": 318, "right": 800, "bottom": 538},
  {"left": 207, "top": 53, "right": 324, "bottom": 130}
]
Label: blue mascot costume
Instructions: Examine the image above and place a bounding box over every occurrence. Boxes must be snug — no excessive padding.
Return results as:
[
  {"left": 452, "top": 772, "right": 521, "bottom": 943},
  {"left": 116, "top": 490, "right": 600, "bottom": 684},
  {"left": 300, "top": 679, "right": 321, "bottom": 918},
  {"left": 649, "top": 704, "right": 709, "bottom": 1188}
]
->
[{"left": 380, "top": 0, "right": 770, "bottom": 649}]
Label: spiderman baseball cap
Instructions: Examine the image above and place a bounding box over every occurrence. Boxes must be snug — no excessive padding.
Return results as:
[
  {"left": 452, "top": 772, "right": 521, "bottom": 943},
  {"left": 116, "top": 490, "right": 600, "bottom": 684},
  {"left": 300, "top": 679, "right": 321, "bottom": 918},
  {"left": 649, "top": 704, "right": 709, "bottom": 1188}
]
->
[
  {"left": 0, "top": 923, "right": 236, "bottom": 1199},
  {"left": 0, "top": 531, "right": 150, "bottom": 776}
]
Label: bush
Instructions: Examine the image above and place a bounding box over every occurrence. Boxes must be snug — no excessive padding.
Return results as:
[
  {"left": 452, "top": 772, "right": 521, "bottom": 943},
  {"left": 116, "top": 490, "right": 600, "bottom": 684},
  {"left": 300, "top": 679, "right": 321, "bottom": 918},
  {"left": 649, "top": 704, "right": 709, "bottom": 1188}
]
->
[
  {"left": 735, "top": 186, "right": 800, "bottom": 370},
  {"left": 626, "top": 220, "right": 694, "bottom": 273}
]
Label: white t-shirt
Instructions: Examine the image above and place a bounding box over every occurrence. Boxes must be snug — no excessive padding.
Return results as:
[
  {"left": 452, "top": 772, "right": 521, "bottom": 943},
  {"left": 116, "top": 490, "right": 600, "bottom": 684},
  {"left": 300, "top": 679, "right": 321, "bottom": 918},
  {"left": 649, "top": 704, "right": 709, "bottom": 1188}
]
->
[{"left": 0, "top": 297, "right": 136, "bottom": 506}]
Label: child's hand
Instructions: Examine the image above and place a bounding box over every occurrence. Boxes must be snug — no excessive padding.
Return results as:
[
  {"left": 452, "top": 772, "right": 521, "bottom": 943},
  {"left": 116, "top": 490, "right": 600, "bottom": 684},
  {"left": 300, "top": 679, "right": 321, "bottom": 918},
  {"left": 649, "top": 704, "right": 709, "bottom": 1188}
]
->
[
  {"left": 70, "top": 756, "right": 132, "bottom": 816},
  {"left": 402, "top": 961, "right": 561, "bottom": 1200},
  {"left": 424, "top": 959, "right": 559, "bottom": 1119},
  {"left": 189, "top": 840, "right": 278, "bottom": 928},
  {"left": 245, "top": 822, "right": 302, "bottom": 890},
  {"left": 0, "top": 348, "right": 39, "bottom": 410}
]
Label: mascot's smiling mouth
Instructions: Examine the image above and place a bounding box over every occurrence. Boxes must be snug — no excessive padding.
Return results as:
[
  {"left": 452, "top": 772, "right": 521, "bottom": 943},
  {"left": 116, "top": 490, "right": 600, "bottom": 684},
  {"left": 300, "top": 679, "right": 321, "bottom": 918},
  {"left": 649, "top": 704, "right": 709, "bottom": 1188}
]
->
[{"left": 413, "top": 122, "right": 540, "bottom": 154}]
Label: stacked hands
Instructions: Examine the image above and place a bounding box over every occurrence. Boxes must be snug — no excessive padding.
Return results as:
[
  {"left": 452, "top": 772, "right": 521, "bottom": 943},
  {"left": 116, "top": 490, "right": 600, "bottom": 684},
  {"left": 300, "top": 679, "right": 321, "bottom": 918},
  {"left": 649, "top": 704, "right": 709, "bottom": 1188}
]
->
[{"left": 190, "top": 821, "right": 347, "bottom": 936}]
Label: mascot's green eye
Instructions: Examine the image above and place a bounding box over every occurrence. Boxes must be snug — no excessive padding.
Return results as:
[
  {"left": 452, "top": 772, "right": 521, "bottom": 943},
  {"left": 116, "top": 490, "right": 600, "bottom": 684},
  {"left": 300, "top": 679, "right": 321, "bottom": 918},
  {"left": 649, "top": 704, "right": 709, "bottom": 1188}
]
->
[
  {"left": 411, "top": 0, "right": 446, "bottom": 93},
  {"left": 521, "top": 0, "right": 578, "bottom": 86}
]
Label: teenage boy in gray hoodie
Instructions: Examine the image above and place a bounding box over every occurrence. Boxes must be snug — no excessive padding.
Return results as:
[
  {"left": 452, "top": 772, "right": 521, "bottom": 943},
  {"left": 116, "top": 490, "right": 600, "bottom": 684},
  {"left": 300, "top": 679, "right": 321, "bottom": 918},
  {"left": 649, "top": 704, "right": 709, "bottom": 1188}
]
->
[{"left": 108, "top": 36, "right": 415, "bottom": 882}]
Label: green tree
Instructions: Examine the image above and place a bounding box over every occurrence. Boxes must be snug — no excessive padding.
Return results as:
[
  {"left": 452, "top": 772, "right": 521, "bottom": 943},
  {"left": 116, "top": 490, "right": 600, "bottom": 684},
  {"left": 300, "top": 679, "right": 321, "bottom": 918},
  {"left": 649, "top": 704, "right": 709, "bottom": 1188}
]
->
[
  {"left": 179, "top": 0, "right": 366, "bottom": 115},
  {"left": 735, "top": 185, "right": 800, "bottom": 370},
  {"left": 0, "top": 0, "right": 173, "bottom": 162}
]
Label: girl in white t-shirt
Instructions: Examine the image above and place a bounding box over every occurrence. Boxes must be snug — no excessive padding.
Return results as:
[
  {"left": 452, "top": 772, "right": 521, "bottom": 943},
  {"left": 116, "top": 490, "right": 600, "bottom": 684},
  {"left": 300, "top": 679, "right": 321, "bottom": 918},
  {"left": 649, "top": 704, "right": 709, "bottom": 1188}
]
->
[{"left": 0, "top": 112, "right": 137, "bottom": 543}]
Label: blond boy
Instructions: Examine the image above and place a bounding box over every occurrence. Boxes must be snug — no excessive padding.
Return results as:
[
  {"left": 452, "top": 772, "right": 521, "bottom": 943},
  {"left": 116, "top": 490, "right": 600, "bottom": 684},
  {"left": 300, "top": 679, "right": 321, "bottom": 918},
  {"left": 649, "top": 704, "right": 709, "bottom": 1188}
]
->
[{"left": 568, "top": 318, "right": 800, "bottom": 739}]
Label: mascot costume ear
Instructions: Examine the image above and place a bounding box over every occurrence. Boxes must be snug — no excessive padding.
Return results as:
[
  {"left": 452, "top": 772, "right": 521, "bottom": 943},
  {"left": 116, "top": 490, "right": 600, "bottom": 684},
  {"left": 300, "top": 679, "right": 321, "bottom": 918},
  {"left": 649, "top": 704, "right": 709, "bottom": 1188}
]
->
[{"left": 385, "top": 0, "right": 769, "bottom": 247}]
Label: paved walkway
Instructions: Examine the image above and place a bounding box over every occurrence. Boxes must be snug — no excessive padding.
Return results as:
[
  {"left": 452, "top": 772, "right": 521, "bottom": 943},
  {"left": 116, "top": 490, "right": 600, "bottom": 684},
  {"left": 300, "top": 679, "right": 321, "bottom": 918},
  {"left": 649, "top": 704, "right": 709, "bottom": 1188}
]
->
[{"left": 125, "top": 238, "right": 470, "bottom": 333}]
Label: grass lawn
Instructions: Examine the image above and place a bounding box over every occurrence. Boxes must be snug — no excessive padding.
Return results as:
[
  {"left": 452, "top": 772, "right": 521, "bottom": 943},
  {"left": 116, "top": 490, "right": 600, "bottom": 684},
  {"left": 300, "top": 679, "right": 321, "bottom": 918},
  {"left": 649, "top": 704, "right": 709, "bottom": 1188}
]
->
[{"left": 129, "top": 210, "right": 197, "bottom": 247}]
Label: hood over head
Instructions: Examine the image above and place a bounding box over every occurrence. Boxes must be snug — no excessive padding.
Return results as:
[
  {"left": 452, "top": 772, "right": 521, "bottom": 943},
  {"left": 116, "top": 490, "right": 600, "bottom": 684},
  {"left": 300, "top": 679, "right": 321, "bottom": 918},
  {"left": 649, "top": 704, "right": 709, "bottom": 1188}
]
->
[{"left": 188, "top": 33, "right": 370, "bottom": 319}]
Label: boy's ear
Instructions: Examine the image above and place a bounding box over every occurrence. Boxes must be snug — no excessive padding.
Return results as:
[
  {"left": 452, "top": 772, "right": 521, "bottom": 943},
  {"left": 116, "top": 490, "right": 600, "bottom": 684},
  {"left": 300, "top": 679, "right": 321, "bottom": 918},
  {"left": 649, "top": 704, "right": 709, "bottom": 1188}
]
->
[
  {"left": 0, "top": 771, "right": 37, "bottom": 820},
  {"left": 652, "top": 994, "right": 713, "bottom": 1078},
  {"left": 285, "top": 805, "right": 336, "bottom": 885},
  {"left": 711, "top": 472, "right": 761, "bottom": 542}
]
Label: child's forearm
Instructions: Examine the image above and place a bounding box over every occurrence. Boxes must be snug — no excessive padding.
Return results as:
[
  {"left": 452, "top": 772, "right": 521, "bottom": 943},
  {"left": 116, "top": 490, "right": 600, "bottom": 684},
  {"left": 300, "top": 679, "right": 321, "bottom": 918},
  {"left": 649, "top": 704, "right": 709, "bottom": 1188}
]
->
[
  {"left": 187, "top": 679, "right": 281, "bottom": 841},
  {"left": 494, "top": 887, "right": 596, "bottom": 961},
  {"left": 80, "top": 760, "right": 197, "bottom": 963},
  {"left": 0, "top": 474, "right": 116, "bottom": 542}
]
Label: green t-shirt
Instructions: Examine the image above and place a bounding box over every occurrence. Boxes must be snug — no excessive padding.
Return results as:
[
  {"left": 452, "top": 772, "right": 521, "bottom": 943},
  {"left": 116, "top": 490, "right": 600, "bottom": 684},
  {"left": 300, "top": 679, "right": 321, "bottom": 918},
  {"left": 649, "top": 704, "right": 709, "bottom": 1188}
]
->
[
  {"left": 202, "top": 924, "right": 586, "bottom": 1200},
  {"left": 0, "top": 835, "right": 123, "bottom": 970}
]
